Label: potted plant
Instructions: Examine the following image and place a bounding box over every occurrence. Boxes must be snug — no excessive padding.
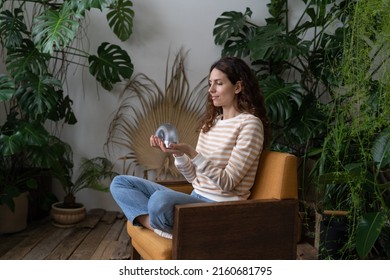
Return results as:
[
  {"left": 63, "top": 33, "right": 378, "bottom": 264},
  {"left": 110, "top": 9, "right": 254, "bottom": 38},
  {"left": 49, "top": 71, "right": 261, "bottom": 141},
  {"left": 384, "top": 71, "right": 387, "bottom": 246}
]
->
[
  {"left": 307, "top": 0, "right": 390, "bottom": 259},
  {"left": 212, "top": 0, "right": 390, "bottom": 259},
  {"left": 212, "top": 0, "right": 348, "bottom": 156},
  {"left": 211, "top": 0, "right": 351, "bottom": 244},
  {"left": 50, "top": 152, "right": 118, "bottom": 227},
  {"left": 0, "top": 83, "right": 69, "bottom": 232},
  {"left": 0, "top": 0, "right": 135, "bottom": 228}
]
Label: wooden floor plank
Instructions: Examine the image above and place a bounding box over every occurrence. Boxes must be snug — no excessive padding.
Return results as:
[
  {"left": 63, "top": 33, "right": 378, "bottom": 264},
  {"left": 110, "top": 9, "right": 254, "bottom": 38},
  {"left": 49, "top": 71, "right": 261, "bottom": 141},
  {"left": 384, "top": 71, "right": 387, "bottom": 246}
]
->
[
  {"left": 45, "top": 227, "right": 92, "bottom": 260},
  {"left": 100, "top": 211, "right": 118, "bottom": 225},
  {"left": 77, "top": 208, "right": 106, "bottom": 229},
  {"left": 0, "top": 235, "right": 25, "bottom": 257},
  {"left": 69, "top": 211, "right": 114, "bottom": 260},
  {"left": 91, "top": 218, "right": 125, "bottom": 259},
  {"left": 0, "top": 218, "right": 50, "bottom": 257},
  {"left": 23, "top": 226, "right": 73, "bottom": 260},
  {"left": 110, "top": 222, "right": 131, "bottom": 260},
  {"left": 0, "top": 222, "right": 55, "bottom": 260},
  {"left": 91, "top": 239, "right": 110, "bottom": 260}
]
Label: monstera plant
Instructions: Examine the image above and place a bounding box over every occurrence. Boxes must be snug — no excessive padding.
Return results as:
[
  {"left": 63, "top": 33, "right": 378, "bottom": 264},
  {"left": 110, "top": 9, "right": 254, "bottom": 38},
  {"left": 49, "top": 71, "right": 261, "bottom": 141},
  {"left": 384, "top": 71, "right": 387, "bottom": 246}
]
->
[
  {"left": 0, "top": 0, "right": 135, "bottom": 217},
  {"left": 212, "top": 0, "right": 354, "bottom": 157}
]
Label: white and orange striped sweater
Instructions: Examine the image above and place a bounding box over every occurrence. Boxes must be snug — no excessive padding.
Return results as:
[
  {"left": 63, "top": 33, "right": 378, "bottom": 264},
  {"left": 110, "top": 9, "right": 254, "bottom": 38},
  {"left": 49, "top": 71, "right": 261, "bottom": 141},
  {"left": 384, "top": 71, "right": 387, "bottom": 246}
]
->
[{"left": 174, "top": 113, "right": 264, "bottom": 201}]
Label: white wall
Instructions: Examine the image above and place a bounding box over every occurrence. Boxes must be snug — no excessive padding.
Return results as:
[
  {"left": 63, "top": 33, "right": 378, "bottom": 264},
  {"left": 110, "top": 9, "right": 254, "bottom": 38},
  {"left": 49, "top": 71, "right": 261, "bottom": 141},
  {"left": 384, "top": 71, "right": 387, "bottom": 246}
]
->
[
  {"left": 1, "top": 0, "right": 303, "bottom": 211},
  {"left": 0, "top": 0, "right": 302, "bottom": 210},
  {"left": 59, "top": 0, "right": 274, "bottom": 211}
]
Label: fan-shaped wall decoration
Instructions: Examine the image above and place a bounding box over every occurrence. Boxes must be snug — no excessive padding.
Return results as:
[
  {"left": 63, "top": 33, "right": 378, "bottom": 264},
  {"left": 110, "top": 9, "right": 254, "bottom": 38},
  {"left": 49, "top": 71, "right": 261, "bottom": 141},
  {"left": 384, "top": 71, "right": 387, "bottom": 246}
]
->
[{"left": 105, "top": 49, "right": 208, "bottom": 180}]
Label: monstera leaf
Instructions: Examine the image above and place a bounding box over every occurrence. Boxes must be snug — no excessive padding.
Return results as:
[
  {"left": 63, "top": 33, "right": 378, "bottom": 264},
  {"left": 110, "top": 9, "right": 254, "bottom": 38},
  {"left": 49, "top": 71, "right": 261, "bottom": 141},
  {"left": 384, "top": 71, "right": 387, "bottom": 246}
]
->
[
  {"left": 221, "top": 26, "right": 257, "bottom": 58},
  {"left": 213, "top": 8, "right": 253, "bottom": 46},
  {"left": 0, "top": 74, "right": 15, "bottom": 102},
  {"left": 0, "top": 8, "right": 29, "bottom": 48},
  {"left": 0, "top": 121, "right": 49, "bottom": 156},
  {"left": 15, "top": 73, "right": 62, "bottom": 120},
  {"left": 107, "top": 0, "right": 134, "bottom": 41},
  {"left": 6, "top": 39, "right": 50, "bottom": 78},
  {"left": 32, "top": 2, "right": 79, "bottom": 54},
  {"left": 261, "top": 75, "right": 303, "bottom": 125},
  {"left": 69, "top": 0, "right": 110, "bottom": 13},
  {"left": 88, "top": 42, "right": 133, "bottom": 91},
  {"left": 249, "top": 24, "right": 311, "bottom": 62}
]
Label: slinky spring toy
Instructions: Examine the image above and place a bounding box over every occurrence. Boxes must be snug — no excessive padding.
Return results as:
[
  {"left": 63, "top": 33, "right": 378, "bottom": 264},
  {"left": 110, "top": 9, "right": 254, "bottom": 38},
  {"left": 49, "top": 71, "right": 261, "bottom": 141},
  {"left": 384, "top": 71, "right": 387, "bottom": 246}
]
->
[{"left": 155, "top": 123, "right": 179, "bottom": 148}]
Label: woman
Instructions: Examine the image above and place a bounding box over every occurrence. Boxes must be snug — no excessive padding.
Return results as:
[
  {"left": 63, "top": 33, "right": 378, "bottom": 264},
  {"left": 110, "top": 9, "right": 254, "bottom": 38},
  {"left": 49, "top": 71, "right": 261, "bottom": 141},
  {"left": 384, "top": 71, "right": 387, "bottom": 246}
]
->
[{"left": 110, "top": 56, "right": 270, "bottom": 239}]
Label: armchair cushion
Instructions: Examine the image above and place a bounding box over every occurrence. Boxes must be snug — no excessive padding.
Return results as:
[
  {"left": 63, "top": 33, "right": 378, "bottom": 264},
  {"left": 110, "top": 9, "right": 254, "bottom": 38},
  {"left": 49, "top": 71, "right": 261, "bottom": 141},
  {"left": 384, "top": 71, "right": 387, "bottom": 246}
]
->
[
  {"left": 127, "top": 224, "right": 173, "bottom": 260},
  {"left": 250, "top": 150, "right": 298, "bottom": 200}
]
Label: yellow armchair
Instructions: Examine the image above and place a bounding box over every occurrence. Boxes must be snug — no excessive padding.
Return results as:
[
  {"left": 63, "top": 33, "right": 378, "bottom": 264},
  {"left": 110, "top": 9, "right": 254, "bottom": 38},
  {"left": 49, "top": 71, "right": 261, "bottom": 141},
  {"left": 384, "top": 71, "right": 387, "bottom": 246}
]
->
[{"left": 127, "top": 150, "right": 299, "bottom": 260}]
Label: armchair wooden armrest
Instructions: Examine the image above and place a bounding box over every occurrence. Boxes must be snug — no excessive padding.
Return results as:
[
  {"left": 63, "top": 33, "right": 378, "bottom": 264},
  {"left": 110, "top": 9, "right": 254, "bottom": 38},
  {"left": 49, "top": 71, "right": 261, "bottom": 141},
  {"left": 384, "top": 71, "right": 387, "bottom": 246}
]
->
[{"left": 172, "top": 199, "right": 298, "bottom": 259}]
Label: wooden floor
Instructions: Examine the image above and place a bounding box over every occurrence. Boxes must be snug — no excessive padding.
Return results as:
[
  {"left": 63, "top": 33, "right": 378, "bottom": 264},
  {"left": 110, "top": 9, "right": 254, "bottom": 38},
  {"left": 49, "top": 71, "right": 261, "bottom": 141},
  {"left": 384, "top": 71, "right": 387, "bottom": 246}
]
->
[
  {"left": 0, "top": 209, "right": 131, "bottom": 260},
  {"left": 0, "top": 208, "right": 317, "bottom": 260}
]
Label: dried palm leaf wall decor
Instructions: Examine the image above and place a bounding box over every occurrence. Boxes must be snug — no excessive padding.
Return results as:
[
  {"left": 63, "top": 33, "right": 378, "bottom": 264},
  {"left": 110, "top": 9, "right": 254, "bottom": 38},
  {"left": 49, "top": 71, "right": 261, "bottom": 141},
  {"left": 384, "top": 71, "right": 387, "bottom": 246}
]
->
[{"left": 105, "top": 50, "right": 208, "bottom": 180}]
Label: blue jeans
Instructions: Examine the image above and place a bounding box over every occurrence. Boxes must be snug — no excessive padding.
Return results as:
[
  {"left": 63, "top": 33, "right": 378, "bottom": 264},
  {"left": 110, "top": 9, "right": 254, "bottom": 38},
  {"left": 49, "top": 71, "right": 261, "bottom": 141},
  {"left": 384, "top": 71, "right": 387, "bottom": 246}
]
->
[{"left": 110, "top": 175, "right": 214, "bottom": 234}]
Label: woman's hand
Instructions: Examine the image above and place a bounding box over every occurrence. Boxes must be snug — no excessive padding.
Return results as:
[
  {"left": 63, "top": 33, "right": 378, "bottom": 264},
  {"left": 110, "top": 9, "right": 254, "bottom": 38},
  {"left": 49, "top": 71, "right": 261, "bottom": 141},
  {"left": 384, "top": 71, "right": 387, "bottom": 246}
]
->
[
  {"left": 167, "top": 143, "right": 198, "bottom": 158},
  {"left": 149, "top": 135, "right": 197, "bottom": 158},
  {"left": 150, "top": 135, "right": 167, "bottom": 151}
]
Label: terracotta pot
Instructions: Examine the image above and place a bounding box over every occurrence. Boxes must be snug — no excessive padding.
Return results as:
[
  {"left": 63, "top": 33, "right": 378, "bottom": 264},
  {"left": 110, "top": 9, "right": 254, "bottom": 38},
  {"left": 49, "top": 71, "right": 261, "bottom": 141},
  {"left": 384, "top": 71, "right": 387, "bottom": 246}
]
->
[
  {"left": 0, "top": 192, "right": 29, "bottom": 234},
  {"left": 51, "top": 202, "right": 86, "bottom": 228}
]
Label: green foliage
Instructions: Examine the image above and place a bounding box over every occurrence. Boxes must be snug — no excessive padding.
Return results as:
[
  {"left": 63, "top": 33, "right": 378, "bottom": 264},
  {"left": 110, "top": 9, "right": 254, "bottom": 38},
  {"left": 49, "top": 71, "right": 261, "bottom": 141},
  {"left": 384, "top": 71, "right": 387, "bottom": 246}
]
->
[
  {"left": 349, "top": 1, "right": 387, "bottom": 259},
  {"left": 51, "top": 153, "right": 118, "bottom": 208},
  {"left": 313, "top": 0, "right": 390, "bottom": 259},
  {"left": 212, "top": 0, "right": 350, "bottom": 155},
  {"left": 0, "top": 8, "right": 28, "bottom": 48},
  {"left": 249, "top": 24, "right": 311, "bottom": 62},
  {"left": 89, "top": 42, "right": 134, "bottom": 91},
  {"left": 5, "top": 39, "right": 51, "bottom": 79},
  {"left": 0, "top": 0, "right": 135, "bottom": 210},
  {"left": 214, "top": 8, "right": 253, "bottom": 44},
  {"left": 72, "top": 157, "right": 118, "bottom": 194},
  {"left": 32, "top": 2, "right": 80, "bottom": 55},
  {"left": 261, "top": 76, "right": 303, "bottom": 125},
  {"left": 107, "top": 0, "right": 135, "bottom": 41},
  {"left": 0, "top": 0, "right": 134, "bottom": 91},
  {"left": 213, "top": 0, "right": 390, "bottom": 259},
  {"left": 0, "top": 74, "right": 14, "bottom": 101},
  {"left": 15, "top": 73, "right": 62, "bottom": 120},
  {"left": 356, "top": 212, "right": 386, "bottom": 258}
]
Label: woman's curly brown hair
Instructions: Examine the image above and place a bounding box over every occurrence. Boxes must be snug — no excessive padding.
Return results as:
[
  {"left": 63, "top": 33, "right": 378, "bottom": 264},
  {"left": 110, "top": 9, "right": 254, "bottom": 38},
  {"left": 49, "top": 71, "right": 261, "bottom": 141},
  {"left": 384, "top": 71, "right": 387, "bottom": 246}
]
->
[{"left": 199, "top": 57, "right": 271, "bottom": 147}]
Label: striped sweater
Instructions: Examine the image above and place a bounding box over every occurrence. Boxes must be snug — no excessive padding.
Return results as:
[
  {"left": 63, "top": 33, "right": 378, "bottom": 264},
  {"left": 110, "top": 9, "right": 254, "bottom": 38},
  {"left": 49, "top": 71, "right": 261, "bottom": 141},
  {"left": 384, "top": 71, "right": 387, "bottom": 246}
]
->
[{"left": 174, "top": 113, "right": 264, "bottom": 201}]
